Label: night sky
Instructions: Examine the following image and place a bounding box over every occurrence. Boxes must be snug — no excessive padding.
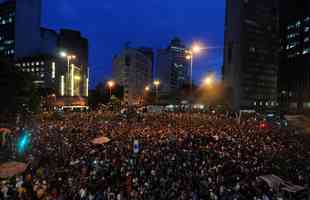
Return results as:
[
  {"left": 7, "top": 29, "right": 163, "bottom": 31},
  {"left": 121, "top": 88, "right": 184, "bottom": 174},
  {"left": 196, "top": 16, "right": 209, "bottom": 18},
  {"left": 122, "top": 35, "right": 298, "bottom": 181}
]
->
[{"left": 42, "top": 0, "right": 225, "bottom": 88}]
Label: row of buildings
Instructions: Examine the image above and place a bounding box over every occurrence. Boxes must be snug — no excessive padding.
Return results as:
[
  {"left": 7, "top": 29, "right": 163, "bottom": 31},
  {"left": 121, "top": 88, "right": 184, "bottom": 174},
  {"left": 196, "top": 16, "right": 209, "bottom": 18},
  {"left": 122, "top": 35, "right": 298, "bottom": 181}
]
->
[
  {"left": 223, "top": 0, "right": 310, "bottom": 113},
  {"left": 0, "top": 0, "right": 89, "bottom": 108},
  {"left": 112, "top": 38, "right": 191, "bottom": 105}
]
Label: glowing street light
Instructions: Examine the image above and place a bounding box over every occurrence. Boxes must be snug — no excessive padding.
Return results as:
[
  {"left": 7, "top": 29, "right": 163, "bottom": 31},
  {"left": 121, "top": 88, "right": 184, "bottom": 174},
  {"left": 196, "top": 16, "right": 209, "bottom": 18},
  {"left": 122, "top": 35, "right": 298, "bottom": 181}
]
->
[
  {"left": 145, "top": 86, "right": 150, "bottom": 92},
  {"left": 153, "top": 80, "right": 160, "bottom": 103},
  {"left": 153, "top": 80, "right": 160, "bottom": 87},
  {"left": 203, "top": 74, "right": 215, "bottom": 87},
  {"left": 192, "top": 44, "right": 203, "bottom": 54},
  {"left": 107, "top": 80, "right": 115, "bottom": 97},
  {"left": 60, "top": 51, "right": 67, "bottom": 58}
]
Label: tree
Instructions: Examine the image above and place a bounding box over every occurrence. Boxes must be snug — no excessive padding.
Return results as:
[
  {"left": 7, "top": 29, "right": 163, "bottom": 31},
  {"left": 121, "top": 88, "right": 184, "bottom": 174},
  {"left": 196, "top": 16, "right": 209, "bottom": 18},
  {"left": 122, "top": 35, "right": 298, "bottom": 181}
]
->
[{"left": 88, "top": 80, "right": 124, "bottom": 109}]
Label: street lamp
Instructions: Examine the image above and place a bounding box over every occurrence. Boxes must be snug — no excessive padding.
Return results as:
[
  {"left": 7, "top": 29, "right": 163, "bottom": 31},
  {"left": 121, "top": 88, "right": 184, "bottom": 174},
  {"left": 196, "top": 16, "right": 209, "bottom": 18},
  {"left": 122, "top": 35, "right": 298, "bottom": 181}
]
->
[
  {"left": 107, "top": 80, "right": 115, "bottom": 97},
  {"left": 60, "top": 51, "right": 77, "bottom": 96},
  {"left": 203, "top": 74, "right": 214, "bottom": 87},
  {"left": 192, "top": 44, "right": 202, "bottom": 54},
  {"left": 145, "top": 86, "right": 150, "bottom": 92},
  {"left": 153, "top": 80, "right": 160, "bottom": 103}
]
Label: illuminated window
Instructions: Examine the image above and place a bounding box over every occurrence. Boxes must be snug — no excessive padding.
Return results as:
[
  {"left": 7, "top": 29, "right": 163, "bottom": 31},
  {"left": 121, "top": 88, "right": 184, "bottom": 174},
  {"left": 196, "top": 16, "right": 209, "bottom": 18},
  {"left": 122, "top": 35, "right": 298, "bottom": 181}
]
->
[
  {"left": 305, "top": 27, "right": 310, "bottom": 32},
  {"left": 36, "top": 62, "right": 39, "bottom": 66},
  {"left": 40, "top": 73, "right": 44, "bottom": 78},
  {"left": 304, "top": 37, "right": 309, "bottom": 42},
  {"left": 41, "top": 61, "right": 44, "bottom": 65}
]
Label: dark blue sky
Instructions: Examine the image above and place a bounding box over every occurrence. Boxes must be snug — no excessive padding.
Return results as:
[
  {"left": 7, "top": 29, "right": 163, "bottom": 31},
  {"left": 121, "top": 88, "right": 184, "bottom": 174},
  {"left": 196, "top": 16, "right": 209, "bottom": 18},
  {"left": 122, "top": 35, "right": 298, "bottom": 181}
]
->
[{"left": 42, "top": 0, "right": 225, "bottom": 87}]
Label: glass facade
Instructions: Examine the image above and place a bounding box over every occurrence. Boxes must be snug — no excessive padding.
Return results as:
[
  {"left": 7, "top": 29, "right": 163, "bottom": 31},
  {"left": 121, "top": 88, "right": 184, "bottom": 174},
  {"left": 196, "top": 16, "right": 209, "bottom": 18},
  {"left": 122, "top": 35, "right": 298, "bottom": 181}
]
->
[{"left": 0, "top": 2, "right": 15, "bottom": 58}]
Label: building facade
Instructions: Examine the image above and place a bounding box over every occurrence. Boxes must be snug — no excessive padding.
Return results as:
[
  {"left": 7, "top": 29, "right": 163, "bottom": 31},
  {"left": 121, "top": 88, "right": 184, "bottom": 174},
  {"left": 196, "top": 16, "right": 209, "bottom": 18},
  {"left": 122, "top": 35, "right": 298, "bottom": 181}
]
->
[
  {"left": 156, "top": 38, "right": 190, "bottom": 95},
  {"left": 58, "top": 29, "right": 89, "bottom": 97},
  {"left": 15, "top": 55, "right": 64, "bottom": 93},
  {"left": 0, "top": 0, "right": 16, "bottom": 59},
  {"left": 223, "top": 0, "right": 279, "bottom": 111},
  {"left": 278, "top": 0, "right": 310, "bottom": 113},
  {"left": 0, "top": 0, "right": 89, "bottom": 100},
  {"left": 0, "top": 0, "right": 42, "bottom": 58},
  {"left": 113, "top": 47, "right": 153, "bottom": 105}
]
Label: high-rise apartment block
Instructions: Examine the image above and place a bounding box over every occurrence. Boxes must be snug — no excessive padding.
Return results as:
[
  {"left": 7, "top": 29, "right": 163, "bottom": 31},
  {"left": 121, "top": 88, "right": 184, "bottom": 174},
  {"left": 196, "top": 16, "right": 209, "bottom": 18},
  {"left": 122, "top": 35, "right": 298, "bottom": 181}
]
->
[
  {"left": 279, "top": 0, "right": 310, "bottom": 113},
  {"left": 156, "top": 38, "right": 190, "bottom": 95},
  {"left": 223, "top": 0, "right": 279, "bottom": 111},
  {"left": 113, "top": 46, "right": 153, "bottom": 105}
]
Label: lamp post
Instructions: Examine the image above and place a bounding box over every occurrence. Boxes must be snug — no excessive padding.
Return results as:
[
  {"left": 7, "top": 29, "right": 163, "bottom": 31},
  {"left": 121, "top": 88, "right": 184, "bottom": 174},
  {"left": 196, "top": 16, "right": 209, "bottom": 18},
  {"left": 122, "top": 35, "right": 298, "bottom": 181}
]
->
[
  {"left": 60, "top": 51, "right": 76, "bottom": 96},
  {"left": 145, "top": 86, "right": 150, "bottom": 92},
  {"left": 153, "top": 80, "right": 160, "bottom": 104},
  {"left": 186, "top": 44, "right": 203, "bottom": 91},
  {"left": 203, "top": 74, "right": 215, "bottom": 87},
  {"left": 143, "top": 86, "right": 150, "bottom": 105},
  {"left": 107, "top": 80, "right": 115, "bottom": 98}
]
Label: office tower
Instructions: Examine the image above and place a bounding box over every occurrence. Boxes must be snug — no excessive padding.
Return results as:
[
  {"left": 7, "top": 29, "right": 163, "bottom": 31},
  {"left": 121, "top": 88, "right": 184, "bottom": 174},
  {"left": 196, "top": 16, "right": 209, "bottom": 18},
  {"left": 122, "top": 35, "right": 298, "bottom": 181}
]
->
[
  {"left": 0, "top": 0, "right": 89, "bottom": 109},
  {"left": 0, "top": 0, "right": 42, "bottom": 58},
  {"left": 112, "top": 46, "right": 153, "bottom": 105},
  {"left": 156, "top": 37, "right": 190, "bottom": 95},
  {"left": 223, "top": 0, "right": 279, "bottom": 111},
  {"left": 279, "top": 0, "right": 310, "bottom": 112},
  {"left": 58, "top": 29, "right": 89, "bottom": 97},
  {"left": 138, "top": 47, "right": 154, "bottom": 80}
]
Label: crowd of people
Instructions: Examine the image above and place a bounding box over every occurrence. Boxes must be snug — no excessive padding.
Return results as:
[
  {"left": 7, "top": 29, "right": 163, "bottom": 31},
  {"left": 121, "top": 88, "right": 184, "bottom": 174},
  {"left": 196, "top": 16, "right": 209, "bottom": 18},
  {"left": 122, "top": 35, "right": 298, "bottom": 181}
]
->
[{"left": 1, "top": 110, "right": 310, "bottom": 200}]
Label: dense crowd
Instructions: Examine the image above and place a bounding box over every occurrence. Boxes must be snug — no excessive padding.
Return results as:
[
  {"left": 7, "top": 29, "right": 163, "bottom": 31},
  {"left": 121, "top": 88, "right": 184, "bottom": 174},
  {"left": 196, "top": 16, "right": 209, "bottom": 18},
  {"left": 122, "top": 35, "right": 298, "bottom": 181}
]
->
[{"left": 1, "top": 111, "right": 310, "bottom": 200}]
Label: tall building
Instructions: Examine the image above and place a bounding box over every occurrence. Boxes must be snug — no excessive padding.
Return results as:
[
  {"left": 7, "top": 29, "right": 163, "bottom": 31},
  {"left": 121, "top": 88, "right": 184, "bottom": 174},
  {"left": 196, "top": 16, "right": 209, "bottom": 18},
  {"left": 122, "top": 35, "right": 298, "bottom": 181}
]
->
[
  {"left": 0, "top": 0, "right": 89, "bottom": 101},
  {"left": 223, "top": 0, "right": 279, "bottom": 111},
  {"left": 113, "top": 46, "right": 153, "bottom": 105},
  {"left": 156, "top": 38, "right": 190, "bottom": 95},
  {"left": 278, "top": 0, "right": 310, "bottom": 113},
  {"left": 58, "top": 29, "right": 89, "bottom": 97},
  {"left": 0, "top": 0, "right": 42, "bottom": 58}
]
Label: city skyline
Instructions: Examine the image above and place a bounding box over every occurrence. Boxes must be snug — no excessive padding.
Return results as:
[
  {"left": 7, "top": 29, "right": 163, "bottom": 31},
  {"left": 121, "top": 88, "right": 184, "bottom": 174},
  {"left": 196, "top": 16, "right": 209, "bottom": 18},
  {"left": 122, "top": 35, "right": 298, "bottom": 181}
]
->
[{"left": 42, "top": 0, "right": 225, "bottom": 88}]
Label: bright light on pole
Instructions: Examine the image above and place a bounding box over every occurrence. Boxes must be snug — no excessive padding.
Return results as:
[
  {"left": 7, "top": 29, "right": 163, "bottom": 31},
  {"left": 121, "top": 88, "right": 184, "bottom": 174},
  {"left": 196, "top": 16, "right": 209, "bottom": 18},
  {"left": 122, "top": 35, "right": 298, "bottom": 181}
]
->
[
  {"left": 107, "top": 80, "right": 115, "bottom": 97},
  {"left": 153, "top": 80, "right": 160, "bottom": 87},
  {"left": 203, "top": 75, "right": 214, "bottom": 86},
  {"left": 192, "top": 44, "right": 202, "bottom": 54},
  {"left": 153, "top": 80, "right": 160, "bottom": 103},
  {"left": 60, "top": 51, "right": 67, "bottom": 58},
  {"left": 145, "top": 86, "right": 150, "bottom": 92}
]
